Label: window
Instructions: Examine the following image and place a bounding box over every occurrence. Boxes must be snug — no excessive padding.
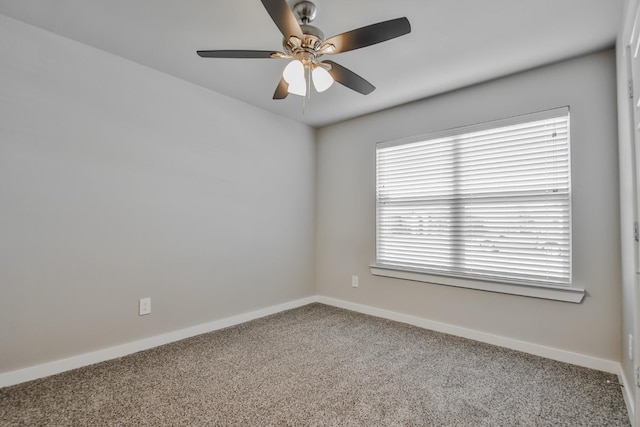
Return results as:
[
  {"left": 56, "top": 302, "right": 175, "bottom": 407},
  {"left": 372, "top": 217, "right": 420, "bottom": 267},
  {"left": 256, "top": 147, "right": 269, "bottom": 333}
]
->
[{"left": 374, "top": 108, "right": 577, "bottom": 299}]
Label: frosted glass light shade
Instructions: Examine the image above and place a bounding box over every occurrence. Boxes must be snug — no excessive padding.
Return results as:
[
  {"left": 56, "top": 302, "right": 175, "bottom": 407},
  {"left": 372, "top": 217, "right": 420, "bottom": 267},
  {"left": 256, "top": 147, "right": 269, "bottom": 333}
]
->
[
  {"left": 283, "top": 60, "right": 306, "bottom": 96},
  {"left": 312, "top": 66, "right": 334, "bottom": 92},
  {"left": 287, "top": 81, "right": 307, "bottom": 96}
]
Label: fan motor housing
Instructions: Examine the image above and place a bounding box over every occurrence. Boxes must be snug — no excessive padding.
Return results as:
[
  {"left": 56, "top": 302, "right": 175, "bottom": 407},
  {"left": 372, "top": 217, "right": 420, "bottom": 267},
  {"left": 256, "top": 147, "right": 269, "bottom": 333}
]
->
[{"left": 283, "top": 25, "right": 323, "bottom": 58}]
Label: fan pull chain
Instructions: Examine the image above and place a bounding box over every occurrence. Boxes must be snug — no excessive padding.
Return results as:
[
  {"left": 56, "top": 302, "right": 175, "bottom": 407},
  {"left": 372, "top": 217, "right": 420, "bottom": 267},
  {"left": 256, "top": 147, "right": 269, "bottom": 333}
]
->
[
  {"left": 307, "top": 65, "right": 312, "bottom": 101},
  {"left": 302, "top": 64, "right": 312, "bottom": 114},
  {"left": 302, "top": 89, "right": 306, "bottom": 113}
]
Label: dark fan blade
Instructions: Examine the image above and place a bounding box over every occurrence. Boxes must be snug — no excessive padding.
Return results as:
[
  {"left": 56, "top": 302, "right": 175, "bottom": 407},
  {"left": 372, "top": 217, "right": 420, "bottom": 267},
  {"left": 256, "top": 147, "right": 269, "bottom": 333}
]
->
[
  {"left": 261, "top": 0, "right": 303, "bottom": 40},
  {"left": 197, "top": 50, "right": 280, "bottom": 59},
  {"left": 273, "top": 78, "right": 289, "bottom": 99},
  {"left": 322, "top": 17, "right": 411, "bottom": 54},
  {"left": 324, "top": 61, "right": 375, "bottom": 95}
]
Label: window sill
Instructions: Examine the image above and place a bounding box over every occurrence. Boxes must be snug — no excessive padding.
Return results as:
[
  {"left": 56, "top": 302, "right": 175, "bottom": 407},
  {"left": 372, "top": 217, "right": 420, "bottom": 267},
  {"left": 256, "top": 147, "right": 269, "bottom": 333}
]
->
[{"left": 369, "top": 265, "right": 585, "bottom": 303}]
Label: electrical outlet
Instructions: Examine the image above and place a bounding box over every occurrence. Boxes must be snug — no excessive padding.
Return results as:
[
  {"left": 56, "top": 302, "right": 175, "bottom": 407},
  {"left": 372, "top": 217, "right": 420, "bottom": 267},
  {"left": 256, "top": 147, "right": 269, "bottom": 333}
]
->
[
  {"left": 351, "top": 275, "right": 359, "bottom": 288},
  {"left": 139, "top": 297, "right": 151, "bottom": 316}
]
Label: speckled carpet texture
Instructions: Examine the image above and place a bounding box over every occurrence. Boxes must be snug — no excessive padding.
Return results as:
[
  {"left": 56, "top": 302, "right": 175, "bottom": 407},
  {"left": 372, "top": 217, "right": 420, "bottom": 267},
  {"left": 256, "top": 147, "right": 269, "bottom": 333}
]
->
[{"left": 0, "top": 303, "right": 630, "bottom": 426}]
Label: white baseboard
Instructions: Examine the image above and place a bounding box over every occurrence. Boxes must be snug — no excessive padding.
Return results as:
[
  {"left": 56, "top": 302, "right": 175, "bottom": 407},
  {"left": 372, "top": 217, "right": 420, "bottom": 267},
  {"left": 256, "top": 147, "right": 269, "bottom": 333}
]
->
[
  {"left": 619, "top": 366, "right": 636, "bottom": 427},
  {"left": 317, "top": 296, "right": 620, "bottom": 374},
  {"left": 0, "top": 295, "right": 623, "bottom": 390},
  {"left": 0, "top": 296, "right": 317, "bottom": 388}
]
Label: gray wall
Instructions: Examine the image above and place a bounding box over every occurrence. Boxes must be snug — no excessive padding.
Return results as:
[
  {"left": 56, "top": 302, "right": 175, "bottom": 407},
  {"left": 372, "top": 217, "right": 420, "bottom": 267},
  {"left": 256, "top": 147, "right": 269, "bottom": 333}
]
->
[
  {"left": 0, "top": 15, "right": 316, "bottom": 373},
  {"left": 316, "top": 50, "right": 622, "bottom": 361}
]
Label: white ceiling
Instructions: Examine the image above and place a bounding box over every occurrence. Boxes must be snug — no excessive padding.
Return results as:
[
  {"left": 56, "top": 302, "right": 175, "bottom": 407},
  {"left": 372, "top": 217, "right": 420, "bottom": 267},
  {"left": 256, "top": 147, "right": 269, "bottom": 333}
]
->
[{"left": 0, "top": 0, "right": 624, "bottom": 127}]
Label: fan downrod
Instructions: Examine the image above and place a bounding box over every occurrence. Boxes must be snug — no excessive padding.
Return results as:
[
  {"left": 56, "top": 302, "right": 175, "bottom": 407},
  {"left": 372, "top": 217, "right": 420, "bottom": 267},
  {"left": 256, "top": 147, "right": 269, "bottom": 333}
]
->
[{"left": 293, "top": 1, "right": 317, "bottom": 24}]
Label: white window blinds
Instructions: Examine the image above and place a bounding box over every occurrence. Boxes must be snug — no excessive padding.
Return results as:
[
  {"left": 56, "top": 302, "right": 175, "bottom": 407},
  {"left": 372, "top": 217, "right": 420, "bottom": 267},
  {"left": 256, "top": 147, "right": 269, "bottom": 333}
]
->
[{"left": 375, "top": 108, "right": 571, "bottom": 287}]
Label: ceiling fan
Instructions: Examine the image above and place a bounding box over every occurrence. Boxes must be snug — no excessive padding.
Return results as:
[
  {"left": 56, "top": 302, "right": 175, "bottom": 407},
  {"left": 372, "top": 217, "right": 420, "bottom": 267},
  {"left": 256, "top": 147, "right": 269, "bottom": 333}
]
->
[{"left": 197, "top": 0, "right": 411, "bottom": 99}]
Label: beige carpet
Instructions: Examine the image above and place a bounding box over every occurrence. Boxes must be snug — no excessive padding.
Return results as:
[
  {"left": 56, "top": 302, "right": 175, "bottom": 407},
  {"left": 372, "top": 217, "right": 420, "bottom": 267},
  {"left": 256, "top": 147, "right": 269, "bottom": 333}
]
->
[{"left": 0, "top": 303, "right": 630, "bottom": 426}]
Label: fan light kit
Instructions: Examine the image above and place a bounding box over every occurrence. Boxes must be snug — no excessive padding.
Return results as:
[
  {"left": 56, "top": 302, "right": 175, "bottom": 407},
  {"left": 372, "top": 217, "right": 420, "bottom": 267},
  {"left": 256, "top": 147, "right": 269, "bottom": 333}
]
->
[{"left": 197, "top": 0, "right": 411, "bottom": 102}]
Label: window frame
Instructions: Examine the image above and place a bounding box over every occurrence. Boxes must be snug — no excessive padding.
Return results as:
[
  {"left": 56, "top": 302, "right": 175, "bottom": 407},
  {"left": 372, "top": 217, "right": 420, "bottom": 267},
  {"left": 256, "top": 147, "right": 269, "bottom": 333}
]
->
[{"left": 370, "top": 107, "right": 584, "bottom": 303}]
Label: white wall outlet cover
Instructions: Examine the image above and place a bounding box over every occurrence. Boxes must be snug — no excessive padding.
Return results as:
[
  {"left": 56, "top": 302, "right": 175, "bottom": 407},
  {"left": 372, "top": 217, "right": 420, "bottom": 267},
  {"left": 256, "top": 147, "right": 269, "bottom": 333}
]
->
[
  {"left": 139, "top": 297, "right": 151, "bottom": 316},
  {"left": 351, "top": 275, "right": 359, "bottom": 288}
]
